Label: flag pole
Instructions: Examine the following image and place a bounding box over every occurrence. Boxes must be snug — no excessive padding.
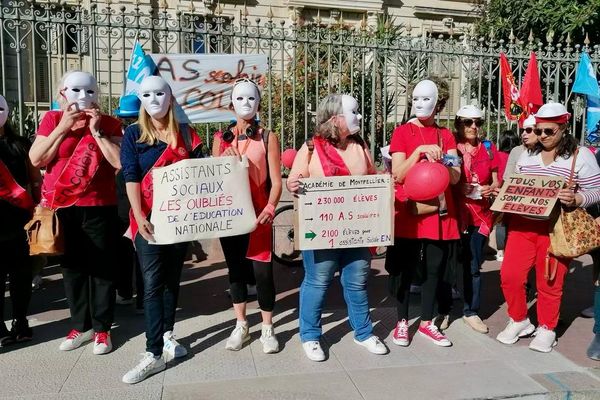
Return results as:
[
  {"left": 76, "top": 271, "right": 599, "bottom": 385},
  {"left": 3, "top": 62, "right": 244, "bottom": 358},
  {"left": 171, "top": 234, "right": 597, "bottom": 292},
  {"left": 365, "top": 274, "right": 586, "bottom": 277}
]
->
[{"left": 581, "top": 94, "right": 587, "bottom": 146}]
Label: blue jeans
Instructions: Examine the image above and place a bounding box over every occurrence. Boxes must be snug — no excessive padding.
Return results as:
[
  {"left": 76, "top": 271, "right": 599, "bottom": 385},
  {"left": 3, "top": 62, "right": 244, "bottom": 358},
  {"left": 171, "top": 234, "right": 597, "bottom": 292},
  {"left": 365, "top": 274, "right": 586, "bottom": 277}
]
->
[
  {"left": 135, "top": 234, "right": 188, "bottom": 357},
  {"left": 461, "top": 226, "right": 486, "bottom": 317},
  {"left": 299, "top": 247, "right": 373, "bottom": 342}
]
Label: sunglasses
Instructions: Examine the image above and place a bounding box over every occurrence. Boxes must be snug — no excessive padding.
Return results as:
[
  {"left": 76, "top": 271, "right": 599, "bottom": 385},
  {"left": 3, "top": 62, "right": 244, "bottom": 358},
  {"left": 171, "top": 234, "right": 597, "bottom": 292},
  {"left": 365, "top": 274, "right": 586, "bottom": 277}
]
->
[
  {"left": 533, "top": 127, "right": 559, "bottom": 136},
  {"left": 460, "top": 118, "right": 484, "bottom": 127},
  {"left": 520, "top": 127, "right": 534, "bottom": 134}
]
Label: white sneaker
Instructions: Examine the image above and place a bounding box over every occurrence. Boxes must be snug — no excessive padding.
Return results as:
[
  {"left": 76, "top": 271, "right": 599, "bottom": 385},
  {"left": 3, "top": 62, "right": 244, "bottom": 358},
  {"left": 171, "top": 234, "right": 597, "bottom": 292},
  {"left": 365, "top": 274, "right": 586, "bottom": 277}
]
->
[
  {"left": 496, "top": 250, "right": 504, "bottom": 261},
  {"left": 163, "top": 331, "right": 187, "bottom": 359},
  {"left": 260, "top": 325, "right": 279, "bottom": 354},
  {"left": 59, "top": 329, "right": 93, "bottom": 351},
  {"left": 122, "top": 352, "right": 166, "bottom": 384},
  {"left": 496, "top": 318, "right": 535, "bottom": 345},
  {"left": 354, "top": 335, "right": 389, "bottom": 355},
  {"left": 92, "top": 331, "right": 112, "bottom": 355},
  {"left": 302, "top": 340, "right": 325, "bottom": 361},
  {"left": 225, "top": 321, "right": 250, "bottom": 351},
  {"left": 529, "top": 326, "right": 557, "bottom": 353}
]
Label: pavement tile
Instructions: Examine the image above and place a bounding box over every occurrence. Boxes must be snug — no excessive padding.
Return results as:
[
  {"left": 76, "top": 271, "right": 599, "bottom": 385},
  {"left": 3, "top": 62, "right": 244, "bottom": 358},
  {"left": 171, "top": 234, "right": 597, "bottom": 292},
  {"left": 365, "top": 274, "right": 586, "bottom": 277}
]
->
[
  {"left": 347, "top": 359, "right": 547, "bottom": 400},
  {"left": 531, "top": 371, "right": 600, "bottom": 394},
  {"left": 162, "top": 371, "right": 364, "bottom": 400},
  {"left": 249, "top": 309, "right": 346, "bottom": 376}
]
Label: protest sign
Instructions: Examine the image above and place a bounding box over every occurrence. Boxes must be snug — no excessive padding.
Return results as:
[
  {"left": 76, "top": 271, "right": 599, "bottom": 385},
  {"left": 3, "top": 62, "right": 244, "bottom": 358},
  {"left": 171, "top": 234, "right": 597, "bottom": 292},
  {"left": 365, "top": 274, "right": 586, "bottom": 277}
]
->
[
  {"left": 150, "top": 156, "right": 256, "bottom": 244},
  {"left": 295, "top": 175, "right": 394, "bottom": 250},
  {"left": 490, "top": 174, "right": 564, "bottom": 218},
  {"left": 149, "top": 53, "right": 268, "bottom": 123}
]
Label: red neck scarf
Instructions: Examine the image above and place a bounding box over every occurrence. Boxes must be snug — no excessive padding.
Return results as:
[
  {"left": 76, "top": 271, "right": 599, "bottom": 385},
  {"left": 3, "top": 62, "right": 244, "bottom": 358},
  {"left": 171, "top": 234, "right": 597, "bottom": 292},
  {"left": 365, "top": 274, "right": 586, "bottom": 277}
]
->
[
  {"left": 312, "top": 136, "right": 351, "bottom": 177},
  {"left": 0, "top": 158, "right": 34, "bottom": 211},
  {"left": 128, "top": 130, "right": 201, "bottom": 240},
  {"left": 44, "top": 131, "right": 104, "bottom": 209}
]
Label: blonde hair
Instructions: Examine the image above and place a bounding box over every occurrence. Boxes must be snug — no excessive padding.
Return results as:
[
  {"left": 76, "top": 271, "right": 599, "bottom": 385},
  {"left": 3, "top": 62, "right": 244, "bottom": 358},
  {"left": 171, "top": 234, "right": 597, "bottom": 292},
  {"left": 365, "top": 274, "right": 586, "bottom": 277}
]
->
[
  {"left": 55, "top": 70, "right": 100, "bottom": 110},
  {"left": 137, "top": 95, "right": 180, "bottom": 147},
  {"left": 315, "top": 94, "right": 344, "bottom": 145}
]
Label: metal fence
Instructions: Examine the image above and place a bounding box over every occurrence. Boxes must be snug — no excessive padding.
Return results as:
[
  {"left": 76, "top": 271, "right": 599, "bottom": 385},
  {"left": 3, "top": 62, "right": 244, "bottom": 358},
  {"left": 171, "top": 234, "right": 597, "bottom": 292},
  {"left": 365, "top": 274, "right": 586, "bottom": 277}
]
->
[{"left": 1, "top": 0, "right": 598, "bottom": 152}]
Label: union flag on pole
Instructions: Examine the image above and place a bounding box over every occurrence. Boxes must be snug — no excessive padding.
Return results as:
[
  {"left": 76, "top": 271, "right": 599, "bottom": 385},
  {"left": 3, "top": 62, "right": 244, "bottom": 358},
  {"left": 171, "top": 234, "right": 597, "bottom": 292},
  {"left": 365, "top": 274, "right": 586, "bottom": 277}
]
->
[{"left": 499, "top": 52, "right": 523, "bottom": 120}]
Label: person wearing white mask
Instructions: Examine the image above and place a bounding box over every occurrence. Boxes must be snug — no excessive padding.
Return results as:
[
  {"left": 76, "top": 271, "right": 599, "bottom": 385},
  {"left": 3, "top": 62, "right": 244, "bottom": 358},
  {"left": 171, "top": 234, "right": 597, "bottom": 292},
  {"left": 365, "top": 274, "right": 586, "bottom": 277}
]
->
[
  {"left": 385, "top": 79, "right": 461, "bottom": 348},
  {"left": 0, "top": 95, "right": 41, "bottom": 346},
  {"left": 212, "top": 78, "right": 282, "bottom": 354},
  {"left": 29, "top": 70, "right": 122, "bottom": 355},
  {"left": 120, "top": 75, "right": 203, "bottom": 384},
  {"left": 287, "top": 94, "right": 388, "bottom": 361}
]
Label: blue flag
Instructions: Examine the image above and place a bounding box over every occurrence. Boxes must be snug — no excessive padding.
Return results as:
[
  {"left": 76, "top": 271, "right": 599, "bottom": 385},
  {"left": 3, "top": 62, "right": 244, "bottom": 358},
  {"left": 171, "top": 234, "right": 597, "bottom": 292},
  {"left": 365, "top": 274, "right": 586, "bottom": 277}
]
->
[
  {"left": 573, "top": 53, "right": 600, "bottom": 97},
  {"left": 124, "top": 41, "right": 156, "bottom": 97}
]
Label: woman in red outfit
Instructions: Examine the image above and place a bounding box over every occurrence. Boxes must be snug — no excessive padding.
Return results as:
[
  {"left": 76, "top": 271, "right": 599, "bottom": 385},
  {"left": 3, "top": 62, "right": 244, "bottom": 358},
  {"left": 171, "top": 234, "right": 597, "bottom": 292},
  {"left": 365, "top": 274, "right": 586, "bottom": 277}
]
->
[
  {"left": 496, "top": 102, "right": 600, "bottom": 353},
  {"left": 29, "top": 71, "right": 122, "bottom": 355},
  {"left": 453, "top": 105, "right": 499, "bottom": 334},
  {"left": 385, "top": 79, "right": 461, "bottom": 347}
]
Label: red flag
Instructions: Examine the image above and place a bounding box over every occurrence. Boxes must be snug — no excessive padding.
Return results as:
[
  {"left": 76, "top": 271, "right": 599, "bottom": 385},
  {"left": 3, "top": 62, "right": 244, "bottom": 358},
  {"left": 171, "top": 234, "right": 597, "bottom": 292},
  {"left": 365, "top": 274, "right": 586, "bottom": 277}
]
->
[
  {"left": 499, "top": 52, "right": 523, "bottom": 121},
  {"left": 519, "top": 51, "right": 543, "bottom": 123}
]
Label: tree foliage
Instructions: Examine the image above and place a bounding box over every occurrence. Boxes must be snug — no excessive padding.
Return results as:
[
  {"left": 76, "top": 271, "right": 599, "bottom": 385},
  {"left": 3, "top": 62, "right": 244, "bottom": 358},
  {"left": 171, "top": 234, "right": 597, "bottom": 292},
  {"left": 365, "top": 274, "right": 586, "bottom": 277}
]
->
[{"left": 475, "top": 0, "right": 600, "bottom": 43}]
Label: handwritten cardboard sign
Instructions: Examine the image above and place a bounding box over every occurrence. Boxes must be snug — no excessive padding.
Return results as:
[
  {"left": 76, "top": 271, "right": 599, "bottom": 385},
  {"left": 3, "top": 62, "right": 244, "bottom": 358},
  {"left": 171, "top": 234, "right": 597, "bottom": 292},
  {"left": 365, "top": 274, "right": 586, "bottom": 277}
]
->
[
  {"left": 150, "top": 54, "right": 268, "bottom": 123},
  {"left": 295, "top": 175, "right": 394, "bottom": 250},
  {"left": 490, "top": 174, "right": 564, "bottom": 218},
  {"left": 150, "top": 156, "right": 256, "bottom": 244}
]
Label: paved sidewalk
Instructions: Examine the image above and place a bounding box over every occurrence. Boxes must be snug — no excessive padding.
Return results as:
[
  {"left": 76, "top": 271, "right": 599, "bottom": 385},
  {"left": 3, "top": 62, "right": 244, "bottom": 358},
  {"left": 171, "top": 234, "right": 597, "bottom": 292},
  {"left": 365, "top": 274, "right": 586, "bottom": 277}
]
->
[{"left": 2, "top": 247, "right": 600, "bottom": 399}]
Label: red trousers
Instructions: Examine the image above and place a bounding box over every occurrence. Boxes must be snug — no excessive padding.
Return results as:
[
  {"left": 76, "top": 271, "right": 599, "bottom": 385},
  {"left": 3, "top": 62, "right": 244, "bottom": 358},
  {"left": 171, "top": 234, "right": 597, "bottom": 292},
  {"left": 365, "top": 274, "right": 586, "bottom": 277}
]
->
[{"left": 500, "top": 216, "right": 569, "bottom": 330}]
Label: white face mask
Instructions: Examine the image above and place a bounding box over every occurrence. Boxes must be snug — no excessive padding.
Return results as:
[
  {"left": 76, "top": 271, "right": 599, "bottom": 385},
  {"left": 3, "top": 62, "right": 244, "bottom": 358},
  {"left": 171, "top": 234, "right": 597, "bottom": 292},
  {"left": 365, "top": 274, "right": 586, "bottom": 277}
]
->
[
  {"left": 0, "top": 95, "right": 8, "bottom": 128},
  {"left": 341, "top": 95, "right": 362, "bottom": 135},
  {"left": 62, "top": 71, "right": 98, "bottom": 111},
  {"left": 139, "top": 76, "right": 172, "bottom": 119},
  {"left": 411, "top": 80, "right": 438, "bottom": 121},
  {"left": 231, "top": 81, "right": 260, "bottom": 121}
]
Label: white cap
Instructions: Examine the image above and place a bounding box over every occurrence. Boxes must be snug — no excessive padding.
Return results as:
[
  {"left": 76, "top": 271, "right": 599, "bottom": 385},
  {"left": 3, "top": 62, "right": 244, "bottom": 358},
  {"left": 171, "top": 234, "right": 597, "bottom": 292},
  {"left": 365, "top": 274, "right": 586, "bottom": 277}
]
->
[
  {"left": 456, "top": 105, "right": 484, "bottom": 119},
  {"left": 535, "top": 102, "right": 570, "bottom": 124},
  {"left": 522, "top": 114, "right": 536, "bottom": 128}
]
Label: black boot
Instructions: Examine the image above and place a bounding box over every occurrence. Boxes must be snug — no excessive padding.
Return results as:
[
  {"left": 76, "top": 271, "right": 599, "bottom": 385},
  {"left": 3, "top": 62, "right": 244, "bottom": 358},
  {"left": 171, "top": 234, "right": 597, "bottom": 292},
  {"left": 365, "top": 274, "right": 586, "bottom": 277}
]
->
[{"left": 10, "top": 319, "right": 32, "bottom": 343}]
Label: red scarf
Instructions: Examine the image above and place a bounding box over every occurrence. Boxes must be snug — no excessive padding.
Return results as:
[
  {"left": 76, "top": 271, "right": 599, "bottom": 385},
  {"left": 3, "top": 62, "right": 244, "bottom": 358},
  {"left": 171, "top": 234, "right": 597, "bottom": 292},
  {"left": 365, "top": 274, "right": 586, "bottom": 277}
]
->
[
  {"left": 456, "top": 142, "right": 494, "bottom": 236},
  {"left": 44, "top": 134, "right": 103, "bottom": 209},
  {"left": 0, "top": 158, "right": 34, "bottom": 211},
  {"left": 218, "top": 128, "right": 272, "bottom": 262},
  {"left": 312, "top": 136, "right": 351, "bottom": 176},
  {"left": 128, "top": 130, "right": 201, "bottom": 241}
]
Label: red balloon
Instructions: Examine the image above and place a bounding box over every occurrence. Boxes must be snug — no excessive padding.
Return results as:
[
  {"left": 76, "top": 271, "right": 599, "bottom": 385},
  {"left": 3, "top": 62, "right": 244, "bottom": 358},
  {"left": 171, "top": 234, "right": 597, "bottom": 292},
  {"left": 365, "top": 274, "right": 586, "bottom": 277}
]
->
[
  {"left": 404, "top": 162, "right": 450, "bottom": 201},
  {"left": 281, "top": 148, "right": 298, "bottom": 169}
]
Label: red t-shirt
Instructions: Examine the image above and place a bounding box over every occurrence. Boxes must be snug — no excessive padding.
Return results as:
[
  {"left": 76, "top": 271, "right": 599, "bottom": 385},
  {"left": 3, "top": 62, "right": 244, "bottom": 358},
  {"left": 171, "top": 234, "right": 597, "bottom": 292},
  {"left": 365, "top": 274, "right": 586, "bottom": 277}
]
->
[
  {"left": 389, "top": 122, "right": 460, "bottom": 240},
  {"left": 37, "top": 111, "right": 122, "bottom": 207}
]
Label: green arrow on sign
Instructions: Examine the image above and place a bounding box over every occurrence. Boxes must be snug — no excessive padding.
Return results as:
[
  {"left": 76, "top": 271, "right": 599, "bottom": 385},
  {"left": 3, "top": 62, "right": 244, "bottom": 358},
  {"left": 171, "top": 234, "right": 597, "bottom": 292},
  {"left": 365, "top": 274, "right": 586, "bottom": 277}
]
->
[{"left": 305, "top": 230, "right": 317, "bottom": 240}]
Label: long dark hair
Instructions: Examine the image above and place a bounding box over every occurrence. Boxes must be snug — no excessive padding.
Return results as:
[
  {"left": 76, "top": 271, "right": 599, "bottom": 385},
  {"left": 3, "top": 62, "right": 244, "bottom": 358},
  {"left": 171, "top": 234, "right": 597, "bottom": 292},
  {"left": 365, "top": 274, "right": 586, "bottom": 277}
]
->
[
  {"left": 0, "top": 122, "right": 29, "bottom": 158},
  {"left": 531, "top": 123, "right": 578, "bottom": 160},
  {"left": 498, "top": 130, "right": 520, "bottom": 153}
]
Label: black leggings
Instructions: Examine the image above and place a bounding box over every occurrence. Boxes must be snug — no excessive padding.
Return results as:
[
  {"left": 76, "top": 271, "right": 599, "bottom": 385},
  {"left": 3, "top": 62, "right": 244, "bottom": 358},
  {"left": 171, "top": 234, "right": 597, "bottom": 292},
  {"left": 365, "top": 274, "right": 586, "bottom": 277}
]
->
[
  {"left": 0, "top": 233, "right": 31, "bottom": 326},
  {"left": 386, "top": 238, "right": 451, "bottom": 322},
  {"left": 220, "top": 234, "right": 275, "bottom": 312}
]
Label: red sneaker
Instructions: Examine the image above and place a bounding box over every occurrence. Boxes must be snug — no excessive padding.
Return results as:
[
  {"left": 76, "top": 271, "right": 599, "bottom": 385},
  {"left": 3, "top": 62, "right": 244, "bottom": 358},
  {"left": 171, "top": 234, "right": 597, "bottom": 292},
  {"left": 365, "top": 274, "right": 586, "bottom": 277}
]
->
[
  {"left": 392, "top": 319, "right": 410, "bottom": 346},
  {"left": 418, "top": 322, "right": 452, "bottom": 347}
]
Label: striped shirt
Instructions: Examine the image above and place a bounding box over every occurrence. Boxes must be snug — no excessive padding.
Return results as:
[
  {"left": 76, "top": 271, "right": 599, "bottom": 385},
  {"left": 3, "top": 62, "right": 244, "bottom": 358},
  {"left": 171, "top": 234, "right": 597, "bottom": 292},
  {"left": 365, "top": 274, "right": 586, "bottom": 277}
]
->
[{"left": 515, "top": 147, "right": 600, "bottom": 208}]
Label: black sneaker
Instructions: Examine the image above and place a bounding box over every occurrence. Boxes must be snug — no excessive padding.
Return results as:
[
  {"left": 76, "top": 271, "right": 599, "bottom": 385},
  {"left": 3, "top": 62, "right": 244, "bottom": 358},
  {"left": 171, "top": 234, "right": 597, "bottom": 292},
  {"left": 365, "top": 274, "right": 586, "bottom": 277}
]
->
[
  {"left": 10, "top": 320, "right": 32, "bottom": 343},
  {"left": 0, "top": 325, "right": 13, "bottom": 347}
]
